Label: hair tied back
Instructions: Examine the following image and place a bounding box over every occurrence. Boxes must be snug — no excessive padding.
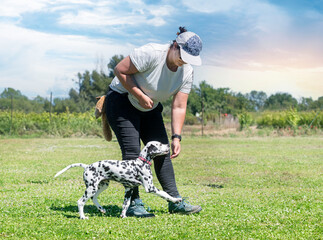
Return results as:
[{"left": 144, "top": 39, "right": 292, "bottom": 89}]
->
[{"left": 177, "top": 26, "right": 187, "bottom": 36}]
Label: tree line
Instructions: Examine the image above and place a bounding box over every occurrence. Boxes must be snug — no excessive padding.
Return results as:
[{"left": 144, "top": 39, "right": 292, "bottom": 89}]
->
[{"left": 0, "top": 55, "right": 322, "bottom": 118}]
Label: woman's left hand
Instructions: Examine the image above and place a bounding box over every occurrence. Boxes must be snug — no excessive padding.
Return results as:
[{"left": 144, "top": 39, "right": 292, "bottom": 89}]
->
[{"left": 171, "top": 139, "right": 181, "bottom": 159}]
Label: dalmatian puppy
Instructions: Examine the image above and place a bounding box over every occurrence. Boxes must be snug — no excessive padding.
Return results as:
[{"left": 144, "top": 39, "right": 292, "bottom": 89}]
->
[{"left": 54, "top": 141, "right": 182, "bottom": 219}]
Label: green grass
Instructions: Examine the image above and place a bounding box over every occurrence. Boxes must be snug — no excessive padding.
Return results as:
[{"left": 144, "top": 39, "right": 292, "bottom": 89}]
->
[{"left": 0, "top": 137, "right": 322, "bottom": 239}]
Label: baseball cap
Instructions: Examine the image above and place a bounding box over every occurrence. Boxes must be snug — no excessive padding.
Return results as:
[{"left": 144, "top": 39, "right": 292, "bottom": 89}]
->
[{"left": 176, "top": 31, "right": 202, "bottom": 66}]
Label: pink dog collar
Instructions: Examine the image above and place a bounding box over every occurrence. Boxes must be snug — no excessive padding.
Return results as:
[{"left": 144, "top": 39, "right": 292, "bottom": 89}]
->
[{"left": 138, "top": 156, "right": 152, "bottom": 166}]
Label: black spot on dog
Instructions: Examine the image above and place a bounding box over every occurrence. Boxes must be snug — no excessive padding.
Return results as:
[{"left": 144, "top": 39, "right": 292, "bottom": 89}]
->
[{"left": 89, "top": 166, "right": 96, "bottom": 172}]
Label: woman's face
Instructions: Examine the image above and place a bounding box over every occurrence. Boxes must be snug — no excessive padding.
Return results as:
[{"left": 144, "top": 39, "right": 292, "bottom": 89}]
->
[{"left": 173, "top": 46, "right": 187, "bottom": 67}]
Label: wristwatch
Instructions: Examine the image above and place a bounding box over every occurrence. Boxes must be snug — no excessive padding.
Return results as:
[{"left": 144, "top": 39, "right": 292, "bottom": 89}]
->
[{"left": 171, "top": 134, "right": 182, "bottom": 142}]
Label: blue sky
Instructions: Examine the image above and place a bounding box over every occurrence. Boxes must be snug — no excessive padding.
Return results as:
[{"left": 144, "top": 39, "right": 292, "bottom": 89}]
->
[{"left": 0, "top": 0, "right": 322, "bottom": 100}]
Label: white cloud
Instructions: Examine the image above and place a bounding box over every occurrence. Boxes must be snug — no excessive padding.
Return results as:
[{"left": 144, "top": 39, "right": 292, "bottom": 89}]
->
[
  {"left": 149, "top": 5, "right": 174, "bottom": 17},
  {"left": 181, "top": 0, "right": 240, "bottom": 13},
  {"left": 147, "top": 17, "right": 166, "bottom": 27},
  {"left": 0, "top": 0, "right": 48, "bottom": 17},
  {"left": 0, "top": 23, "right": 133, "bottom": 98},
  {"left": 58, "top": 1, "right": 173, "bottom": 28},
  {"left": 59, "top": 10, "right": 148, "bottom": 27}
]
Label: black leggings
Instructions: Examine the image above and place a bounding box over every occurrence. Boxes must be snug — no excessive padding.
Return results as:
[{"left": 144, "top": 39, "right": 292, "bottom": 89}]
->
[{"left": 105, "top": 89, "right": 180, "bottom": 200}]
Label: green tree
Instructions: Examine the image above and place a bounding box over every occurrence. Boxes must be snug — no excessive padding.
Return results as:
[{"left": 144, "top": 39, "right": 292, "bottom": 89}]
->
[
  {"left": 0, "top": 88, "right": 43, "bottom": 113},
  {"left": 107, "top": 54, "right": 124, "bottom": 78},
  {"left": 247, "top": 90, "right": 267, "bottom": 111},
  {"left": 0, "top": 88, "right": 26, "bottom": 99},
  {"left": 310, "top": 96, "right": 323, "bottom": 110},
  {"left": 53, "top": 98, "right": 78, "bottom": 113},
  {"left": 187, "top": 85, "right": 202, "bottom": 115},
  {"left": 298, "top": 97, "right": 314, "bottom": 111},
  {"left": 68, "top": 70, "right": 112, "bottom": 112},
  {"left": 264, "top": 93, "right": 298, "bottom": 110}
]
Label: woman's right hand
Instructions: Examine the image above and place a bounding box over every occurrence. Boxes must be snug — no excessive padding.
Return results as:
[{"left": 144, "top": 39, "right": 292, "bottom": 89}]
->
[
  {"left": 114, "top": 56, "right": 154, "bottom": 109},
  {"left": 139, "top": 94, "right": 154, "bottom": 109}
]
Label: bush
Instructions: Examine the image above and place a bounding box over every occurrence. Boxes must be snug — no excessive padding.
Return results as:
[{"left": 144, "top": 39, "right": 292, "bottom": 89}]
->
[
  {"left": 257, "top": 109, "right": 322, "bottom": 129},
  {"left": 238, "top": 112, "right": 253, "bottom": 130},
  {"left": 0, "top": 110, "right": 102, "bottom": 137},
  {"left": 185, "top": 113, "right": 199, "bottom": 125}
]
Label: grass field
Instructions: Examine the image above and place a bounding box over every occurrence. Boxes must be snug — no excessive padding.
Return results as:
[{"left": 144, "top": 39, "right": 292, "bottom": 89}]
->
[{"left": 0, "top": 136, "right": 322, "bottom": 239}]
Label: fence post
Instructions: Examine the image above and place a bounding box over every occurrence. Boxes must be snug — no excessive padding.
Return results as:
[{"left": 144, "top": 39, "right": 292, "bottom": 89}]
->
[
  {"left": 49, "top": 92, "right": 52, "bottom": 124},
  {"left": 10, "top": 95, "right": 13, "bottom": 135},
  {"left": 201, "top": 100, "right": 204, "bottom": 136}
]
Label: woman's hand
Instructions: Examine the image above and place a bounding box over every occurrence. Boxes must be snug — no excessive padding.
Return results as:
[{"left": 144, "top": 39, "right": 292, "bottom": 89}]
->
[
  {"left": 139, "top": 94, "right": 154, "bottom": 109},
  {"left": 171, "top": 138, "right": 181, "bottom": 159}
]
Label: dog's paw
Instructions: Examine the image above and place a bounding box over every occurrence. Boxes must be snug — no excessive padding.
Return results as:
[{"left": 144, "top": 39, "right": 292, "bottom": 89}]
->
[
  {"left": 120, "top": 214, "right": 127, "bottom": 218},
  {"left": 80, "top": 216, "right": 89, "bottom": 220}
]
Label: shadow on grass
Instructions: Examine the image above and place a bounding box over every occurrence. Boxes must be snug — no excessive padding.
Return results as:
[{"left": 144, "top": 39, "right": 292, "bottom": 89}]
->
[
  {"left": 206, "top": 184, "right": 224, "bottom": 189},
  {"left": 50, "top": 202, "right": 170, "bottom": 218},
  {"left": 50, "top": 204, "right": 122, "bottom": 218}
]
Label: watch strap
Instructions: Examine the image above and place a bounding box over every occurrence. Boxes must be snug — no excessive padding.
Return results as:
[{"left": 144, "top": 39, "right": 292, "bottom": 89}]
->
[{"left": 171, "top": 134, "right": 182, "bottom": 141}]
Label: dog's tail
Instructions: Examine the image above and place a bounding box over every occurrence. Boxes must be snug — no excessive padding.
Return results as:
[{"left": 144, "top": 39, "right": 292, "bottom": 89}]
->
[{"left": 54, "top": 163, "right": 88, "bottom": 178}]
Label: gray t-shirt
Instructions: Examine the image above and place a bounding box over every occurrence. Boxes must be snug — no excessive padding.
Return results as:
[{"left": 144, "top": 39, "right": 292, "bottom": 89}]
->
[{"left": 110, "top": 43, "right": 193, "bottom": 112}]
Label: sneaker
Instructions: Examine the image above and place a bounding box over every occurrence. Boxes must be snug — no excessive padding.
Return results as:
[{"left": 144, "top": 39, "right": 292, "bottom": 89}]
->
[
  {"left": 168, "top": 197, "right": 202, "bottom": 215},
  {"left": 126, "top": 199, "right": 155, "bottom": 218}
]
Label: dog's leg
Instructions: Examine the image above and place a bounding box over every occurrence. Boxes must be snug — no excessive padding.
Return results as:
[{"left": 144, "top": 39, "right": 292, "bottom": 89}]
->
[
  {"left": 77, "top": 185, "right": 99, "bottom": 219},
  {"left": 142, "top": 182, "right": 182, "bottom": 203},
  {"left": 120, "top": 188, "right": 133, "bottom": 218},
  {"left": 152, "top": 188, "right": 182, "bottom": 203},
  {"left": 92, "top": 180, "right": 109, "bottom": 214}
]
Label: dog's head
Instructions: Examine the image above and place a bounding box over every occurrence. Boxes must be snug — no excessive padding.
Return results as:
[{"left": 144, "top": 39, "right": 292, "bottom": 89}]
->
[{"left": 141, "top": 141, "right": 170, "bottom": 160}]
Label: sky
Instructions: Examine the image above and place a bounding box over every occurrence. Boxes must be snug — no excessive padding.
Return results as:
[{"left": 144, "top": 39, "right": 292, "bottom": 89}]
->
[{"left": 0, "top": 0, "right": 323, "bottom": 100}]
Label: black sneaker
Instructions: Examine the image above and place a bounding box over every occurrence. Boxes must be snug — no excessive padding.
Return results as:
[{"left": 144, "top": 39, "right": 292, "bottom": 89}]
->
[
  {"left": 126, "top": 199, "right": 155, "bottom": 218},
  {"left": 168, "top": 197, "right": 202, "bottom": 215}
]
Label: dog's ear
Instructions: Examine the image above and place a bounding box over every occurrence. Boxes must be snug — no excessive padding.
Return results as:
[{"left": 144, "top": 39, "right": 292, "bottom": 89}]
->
[{"left": 147, "top": 145, "right": 158, "bottom": 154}]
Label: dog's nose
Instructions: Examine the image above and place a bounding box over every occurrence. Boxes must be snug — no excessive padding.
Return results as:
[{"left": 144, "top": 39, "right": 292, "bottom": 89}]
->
[{"left": 164, "top": 144, "right": 170, "bottom": 152}]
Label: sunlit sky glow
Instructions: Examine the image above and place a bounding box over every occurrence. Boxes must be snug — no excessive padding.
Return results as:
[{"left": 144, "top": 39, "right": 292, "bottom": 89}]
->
[{"left": 0, "top": 0, "right": 322, "bottom": 100}]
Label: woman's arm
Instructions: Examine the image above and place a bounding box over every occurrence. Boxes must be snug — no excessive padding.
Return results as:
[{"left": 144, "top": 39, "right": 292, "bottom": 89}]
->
[
  {"left": 114, "top": 56, "right": 154, "bottom": 109},
  {"left": 171, "top": 91, "right": 189, "bottom": 159}
]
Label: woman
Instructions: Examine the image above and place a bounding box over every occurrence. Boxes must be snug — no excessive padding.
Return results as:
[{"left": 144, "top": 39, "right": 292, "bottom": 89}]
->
[{"left": 105, "top": 27, "right": 202, "bottom": 217}]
